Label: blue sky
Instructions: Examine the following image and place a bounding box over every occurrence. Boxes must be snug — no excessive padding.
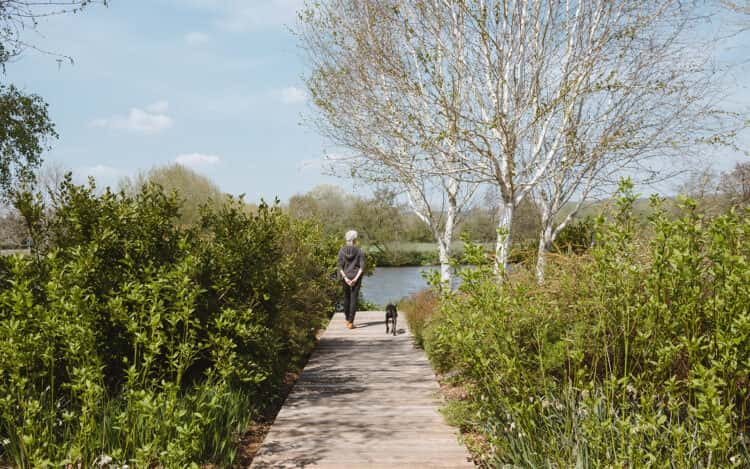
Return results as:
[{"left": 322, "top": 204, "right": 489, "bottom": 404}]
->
[
  {"left": 4, "top": 0, "right": 347, "bottom": 203},
  {"left": 3, "top": 1, "right": 749, "bottom": 203}
]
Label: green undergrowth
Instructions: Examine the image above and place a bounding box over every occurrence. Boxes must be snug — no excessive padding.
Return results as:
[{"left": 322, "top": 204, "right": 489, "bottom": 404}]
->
[
  {"left": 405, "top": 181, "right": 750, "bottom": 468},
  {"left": 0, "top": 176, "right": 339, "bottom": 467},
  {"left": 398, "top": 289, "right": 438, "bottom": 348}
]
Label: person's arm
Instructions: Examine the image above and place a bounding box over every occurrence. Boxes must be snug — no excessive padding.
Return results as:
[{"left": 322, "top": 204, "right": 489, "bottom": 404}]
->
[
  {"left": 339, "top": 249, "right": 356, "bottom": 285},
  {"left": 338, "top": 249, "right": 349, "bottom": 283},
  {"left": 342, "top": 270, "right": 353, "bottom": 286},
  {"left": 352, "top": 248, "right": 365, "bottom": 283}
]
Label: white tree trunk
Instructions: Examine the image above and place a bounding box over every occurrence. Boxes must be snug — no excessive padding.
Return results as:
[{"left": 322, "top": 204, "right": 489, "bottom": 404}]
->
[
  {"left": 536, "top": 225, "right": 553, "bottom": 285},
  {"left": 494, "top": 201, "right": 514, "bottom": 276},
  {"left": 437, "top": 238, "right": 451, "bottom": 288},
  {"left": 404, "top": 181, "right": 457, "bottom": 289},
  {"left": 439, "top": 183, "right": 458, "bottom": 288}
]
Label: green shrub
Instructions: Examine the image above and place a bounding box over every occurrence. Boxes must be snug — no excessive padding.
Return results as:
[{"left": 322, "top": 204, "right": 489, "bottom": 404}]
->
[
  {"left": 367, "top": 246, "right": 438, "bottom": 266},
  {"left": 421, "top": 180, "right": 750, "bottom": 468},
  {"left": 552, "top": 216, "right": 595, "bottom": 254},
  {"left": 0, "top": 179, "right": 339, "bottom": 467}
]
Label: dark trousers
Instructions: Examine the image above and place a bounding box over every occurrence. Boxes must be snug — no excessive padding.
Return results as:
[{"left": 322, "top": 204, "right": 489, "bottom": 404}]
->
[{"left": 342, "top": 281, "right": 360, "bottom": 323}]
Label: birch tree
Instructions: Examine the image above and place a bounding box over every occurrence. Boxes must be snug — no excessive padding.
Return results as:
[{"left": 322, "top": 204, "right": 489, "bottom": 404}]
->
[
  {"left": 433, "top": 1, "right": 709, "bottom": 274},
  {"left": 528, "top": 0, "right": 741, "bottom": 284},
  {"left": 301, "top": 0, "right": 736, "bottom": 282},
  {"left": 306, "top": 0, "right": 684, "bottom": 275},
  {"left": 299, "top": 0, "right": 476, "bottom": 286},
  {"left": 386, "top": 1, "right": 733, "bottom": 278}
]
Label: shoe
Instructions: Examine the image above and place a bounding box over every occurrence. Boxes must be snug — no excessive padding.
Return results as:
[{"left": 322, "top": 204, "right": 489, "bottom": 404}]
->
[{"left": 347, "top": 322, "right": 354, "bottom": 329}]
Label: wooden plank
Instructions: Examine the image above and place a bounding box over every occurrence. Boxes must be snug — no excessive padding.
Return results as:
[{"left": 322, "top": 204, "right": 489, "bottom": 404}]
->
[{"left": 250, "top": 311, "right": 473, "bottom": 468}]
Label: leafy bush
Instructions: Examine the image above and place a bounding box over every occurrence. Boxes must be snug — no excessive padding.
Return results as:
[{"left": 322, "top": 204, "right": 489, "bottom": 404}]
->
[
  {"left": 0, "top": 178, "right": 338, "bottom": 467},
  {"left": 552, "top": 216, "right": 595, "bottom": 254},
  {"left": 419, "top": 181, "right": 750, "bottom": 468}
]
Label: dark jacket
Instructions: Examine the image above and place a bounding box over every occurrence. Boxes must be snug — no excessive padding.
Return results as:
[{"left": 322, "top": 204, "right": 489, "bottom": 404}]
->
[{"left": 338, "top": 245, "right": 365, "bottom": 282}]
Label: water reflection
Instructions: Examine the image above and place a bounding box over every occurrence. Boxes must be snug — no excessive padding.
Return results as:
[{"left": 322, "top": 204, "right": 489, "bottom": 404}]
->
[{"left": 361, "top": 266, "right": 463, "bottom": 306}]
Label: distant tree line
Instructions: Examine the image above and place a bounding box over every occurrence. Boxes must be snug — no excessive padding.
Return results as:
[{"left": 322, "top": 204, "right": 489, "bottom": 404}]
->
[
  {"left": 284, "top": 161, "right": 750, "bottom": 265},
  {"left": 1, "top": 163, "right": 235, "bottom": 248},
  {"left": 288, "top": 184, "right": 542, "bottom": 264},
  {"left": 5, "top": 162, "right": 749, "bottom": 258}
]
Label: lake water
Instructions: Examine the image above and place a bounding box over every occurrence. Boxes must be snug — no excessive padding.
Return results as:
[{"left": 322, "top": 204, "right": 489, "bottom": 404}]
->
[
  {"left": 361, "top": 266, "right": 466, "bottom": 306},
  {"left": 361, "top": 266, "right": 435, "bottom": 306}
]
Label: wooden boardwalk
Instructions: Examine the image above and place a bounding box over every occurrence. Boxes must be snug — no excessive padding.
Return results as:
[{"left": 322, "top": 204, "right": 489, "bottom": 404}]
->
[{"left": 250, "top": 311, "right": 473, "bottom": 468}]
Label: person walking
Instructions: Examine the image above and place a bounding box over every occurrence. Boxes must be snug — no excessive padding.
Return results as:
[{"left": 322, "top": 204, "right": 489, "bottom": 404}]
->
[{"left": 338, "top": 229, "right": 365, "bottom": 329}]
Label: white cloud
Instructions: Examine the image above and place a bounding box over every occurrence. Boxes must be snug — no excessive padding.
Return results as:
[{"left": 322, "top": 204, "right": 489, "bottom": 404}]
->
[
  {"left": 175, "top": 153, "right": 222, "bottom": 168},
  {"left": 185, "top": 31, "right": 210, "bottom": 46},
  {"left": 280, "top": 86, "right": 307, "bottom": 104},
  {"left": 91, "top": 101, "right": 173, "bottom": 135}
]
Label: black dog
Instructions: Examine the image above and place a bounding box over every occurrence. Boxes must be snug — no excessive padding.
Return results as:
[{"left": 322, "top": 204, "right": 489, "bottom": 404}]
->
[{"left": 385, "top": 303, "right": 398, "bottom": 336}]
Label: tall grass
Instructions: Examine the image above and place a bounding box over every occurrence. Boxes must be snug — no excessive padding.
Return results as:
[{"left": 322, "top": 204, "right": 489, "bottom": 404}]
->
[{"left": 399, "top": 289, "right": 438, "bottom": 347}]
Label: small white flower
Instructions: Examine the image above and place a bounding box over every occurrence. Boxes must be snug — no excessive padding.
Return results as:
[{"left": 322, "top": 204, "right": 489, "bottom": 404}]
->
[{"left": 95, "top": 454, "right": 113, "bottom": 467}]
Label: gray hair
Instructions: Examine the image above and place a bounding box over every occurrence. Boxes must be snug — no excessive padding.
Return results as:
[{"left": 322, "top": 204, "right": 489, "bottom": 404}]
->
[{"left": 345, "top": 230, "right": 358, "bottom": 242}]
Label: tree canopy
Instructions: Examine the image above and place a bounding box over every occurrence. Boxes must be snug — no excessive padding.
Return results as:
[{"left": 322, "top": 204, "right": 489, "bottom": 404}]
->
[
  {"left": 0, "top": 84, "right": 56, "bottom": 199},
  {"left": 120, "top": 164, "right": 227, "bottom": 228},
  {"left": 0, "top": 1, "right": 106, "bottom": 201}
]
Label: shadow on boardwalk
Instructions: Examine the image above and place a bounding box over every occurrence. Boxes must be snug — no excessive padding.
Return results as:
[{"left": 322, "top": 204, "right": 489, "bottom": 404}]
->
[{"left": 250, "top": 311, "right": 473, "bottom": 469}]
